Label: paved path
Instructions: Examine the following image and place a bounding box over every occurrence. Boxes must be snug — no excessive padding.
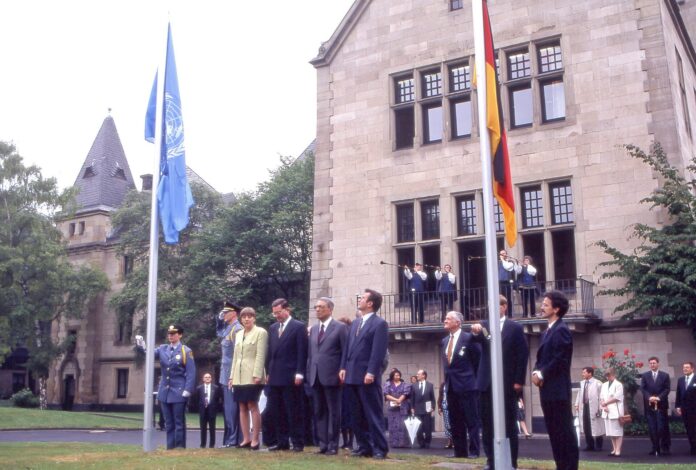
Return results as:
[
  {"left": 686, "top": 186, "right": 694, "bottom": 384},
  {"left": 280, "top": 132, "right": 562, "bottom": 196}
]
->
[{"left": 1, "top": 429, "right": 695, "bottom": 464}]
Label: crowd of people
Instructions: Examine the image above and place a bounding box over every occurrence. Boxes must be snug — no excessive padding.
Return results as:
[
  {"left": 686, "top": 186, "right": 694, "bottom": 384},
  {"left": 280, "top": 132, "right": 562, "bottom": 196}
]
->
[{"left": 134, "top": 287, "right": 696, "bottom": 468}]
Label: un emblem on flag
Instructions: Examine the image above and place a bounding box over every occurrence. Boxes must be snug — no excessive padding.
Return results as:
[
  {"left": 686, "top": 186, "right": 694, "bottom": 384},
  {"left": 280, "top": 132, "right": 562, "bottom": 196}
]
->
[{"left": 164, "top": 92, "right": 185, "bottom": 160}]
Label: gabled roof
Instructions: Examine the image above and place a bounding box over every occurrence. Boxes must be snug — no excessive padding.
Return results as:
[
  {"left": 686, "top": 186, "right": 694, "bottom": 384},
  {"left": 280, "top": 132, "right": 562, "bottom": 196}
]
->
[
  {"left": 310, "top": 0, "right": 367, "bottom": 67},
  {"left": 73, "top": 116, "right": 136, "bottom": 213}
]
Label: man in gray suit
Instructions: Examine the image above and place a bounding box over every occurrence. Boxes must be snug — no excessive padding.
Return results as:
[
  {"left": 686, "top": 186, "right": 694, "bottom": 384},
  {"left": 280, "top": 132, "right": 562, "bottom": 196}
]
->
[{"left": 307, "top": 297, "right": 348, "bottom": 455}]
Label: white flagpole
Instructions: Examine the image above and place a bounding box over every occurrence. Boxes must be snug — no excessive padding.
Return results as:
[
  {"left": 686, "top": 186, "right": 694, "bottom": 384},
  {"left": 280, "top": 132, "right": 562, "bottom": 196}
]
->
[
  {"left": 472, "top": 1, "right": 512, "bottom": 468},
  {"left": 143, "top": 20, "right": 169, "bottom": 453}
]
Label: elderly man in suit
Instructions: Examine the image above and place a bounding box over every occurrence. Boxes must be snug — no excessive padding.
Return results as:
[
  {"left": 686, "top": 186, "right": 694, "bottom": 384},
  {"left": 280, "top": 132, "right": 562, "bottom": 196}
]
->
[
  {"left": 195, "top": 372, "right": 222, "bottom": 448},
  {"left": 411, "top": 369, "right": 436, "bottom": 449},
  {"left": 471, "top": 295, "right": 529, "bottom": 470},
  {"left": 574, "top": 367, "right": 605, "bottom": 452},
  {"left": 307, "top": 297, "right": 348, "bottom": 455},
  {"left": 339, "top": 288, "right": 389, "bottom": 460},
  {"left": 266, "top": 298, "right": 308, "bottom": 452},
  {"left": 135, "top": 324, "right": 196, "bottom": 450},
  {"left": 676, "top": 361, "right": 696, "bottom": 455},
  {"left": 531, "top": 290, "right": 579, "bottom": 470},
  {"left": 640, "top": 356, "right": 672, "bottom": 456},
  {"left": 442, "top": 310, "right": 481, "bottom": 459},
  {"left": 217, "top": 299, "right": 243, "bottom": 447}
]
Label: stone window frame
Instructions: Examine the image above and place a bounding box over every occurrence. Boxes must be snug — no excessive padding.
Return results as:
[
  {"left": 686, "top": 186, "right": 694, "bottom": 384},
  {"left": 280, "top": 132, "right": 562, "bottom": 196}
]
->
[
  {"left": 455, "top": 193, "right": 477, "bottom": 236},
  {"left": 676, "top": 49, "right": 692, "bottom": 140},
  {"left": 450, "top": 0, "right": 463, "bottom": 11},
  {"left": 396, "top": 202, "right": 415, "bottom": 243},
  {"left": 393, "top": 197, "right": 442, "bottom": 247},
  {"left": 448, "top": 61, "right": 473, "bottom": 140},
  {"left": 421, "top": 199, "right": 441, "bottom": 240}
]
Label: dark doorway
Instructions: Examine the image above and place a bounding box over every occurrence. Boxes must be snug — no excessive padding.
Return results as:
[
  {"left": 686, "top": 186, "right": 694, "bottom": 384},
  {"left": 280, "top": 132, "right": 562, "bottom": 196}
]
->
[
  {"left": 421, "top": 245, "right": 441, "bottom": 292},
  {"left": 62, "top": 374, "right": 75, "bottom": 411},
  {"left": 458, "top": 239, "right": 487, "bottom": 319},
  {"left": 520, "top": 232, "right": 546, "bottom": 284},
  {"left": 551, "top": 228, "right": 577, "bottom": 291}
]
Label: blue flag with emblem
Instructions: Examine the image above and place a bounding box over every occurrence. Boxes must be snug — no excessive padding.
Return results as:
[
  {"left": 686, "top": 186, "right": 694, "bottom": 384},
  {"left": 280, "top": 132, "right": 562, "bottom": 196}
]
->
[{"left": 145, "top": 22, "right": 194, "bottom": 244}]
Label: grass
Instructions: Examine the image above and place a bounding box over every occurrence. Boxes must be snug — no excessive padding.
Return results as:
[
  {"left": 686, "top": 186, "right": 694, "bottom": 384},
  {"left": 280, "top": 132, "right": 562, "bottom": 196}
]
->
[
  {"left": 0, "top": 443, "right": 694, "bottom": 470},
  {"left": 0, "top": 406, "right": 223, "bottom": 430}
]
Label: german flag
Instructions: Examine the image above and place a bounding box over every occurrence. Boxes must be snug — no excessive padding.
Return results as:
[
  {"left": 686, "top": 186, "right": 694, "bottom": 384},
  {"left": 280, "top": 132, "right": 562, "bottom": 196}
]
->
[{"left": 482, "top": 0, "right": 517, "bottom": 247}]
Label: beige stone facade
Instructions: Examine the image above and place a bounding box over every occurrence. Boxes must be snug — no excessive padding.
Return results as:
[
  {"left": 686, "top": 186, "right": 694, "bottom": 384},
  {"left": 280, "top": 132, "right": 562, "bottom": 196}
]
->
[{"left": 310, "top": 0, "right": 696, "bottom": 429}]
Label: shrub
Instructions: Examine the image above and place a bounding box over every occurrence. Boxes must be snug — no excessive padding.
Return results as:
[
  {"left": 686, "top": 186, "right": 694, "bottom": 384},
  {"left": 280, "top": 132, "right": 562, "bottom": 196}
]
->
[{"left": 10, "top": 388, "right": 39, "bottom": 408}]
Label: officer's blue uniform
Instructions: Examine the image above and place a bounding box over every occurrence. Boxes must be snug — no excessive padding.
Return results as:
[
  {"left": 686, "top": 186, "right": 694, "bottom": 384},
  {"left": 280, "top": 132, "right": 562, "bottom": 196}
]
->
[
  {"left": 155, "top": 342, "right": 196, "bottom": 449},
  {"left": 217, "top": 316, "right": 242, "bottom": 446}
]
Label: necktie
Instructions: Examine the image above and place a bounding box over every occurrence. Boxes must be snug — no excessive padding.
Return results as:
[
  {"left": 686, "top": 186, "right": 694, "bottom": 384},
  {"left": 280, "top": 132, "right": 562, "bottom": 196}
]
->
[
  {"left": 420, "top": 382, "right": 424, "bottom": 394},
  {"left": 318, "top": 324, "right": 325, "bottom": 343},
  {"left": 356, "top": 318, "right": 364, "bottom": 337},
  {"left": 205, "top": 385, "right": 209, "bottom": 406},
  {"left": 583, "top": 381, "right": 589, "bottom": 404},
  {"left": 279, "top": 322, "right": 284, "bottom": 338},
  {"left": 447, "top": 334, "right": 454, "bottom": 364},
  {"left": 687, "top": 375, "right": 692, "bottom": 386},
  {"left": 653, "top": 372, "right": 657, "bottom": 381}
]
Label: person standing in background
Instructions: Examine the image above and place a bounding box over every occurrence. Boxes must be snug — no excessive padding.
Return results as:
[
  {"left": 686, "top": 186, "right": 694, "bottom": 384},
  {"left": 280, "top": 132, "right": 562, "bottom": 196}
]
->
[
  {"left": 640, "top": 356, "right": 671, "bottom": 456},
  {"left": 574, "top": 367, "right": 605, "bottom": 452},
  {"left": 435, "top": 264, "right": 457, "bottom": 321},
  {"left": 217, "top": 299, "right": 243, "bottom": 447},
  {"left": 404, "top": 264, "right": 427, "bottom": 323}
]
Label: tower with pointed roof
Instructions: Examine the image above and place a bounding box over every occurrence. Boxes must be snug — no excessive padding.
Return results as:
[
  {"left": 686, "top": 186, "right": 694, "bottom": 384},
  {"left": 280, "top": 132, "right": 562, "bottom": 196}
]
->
[{"left": 46, "top": 115, "right": 144, "bottom": 409}]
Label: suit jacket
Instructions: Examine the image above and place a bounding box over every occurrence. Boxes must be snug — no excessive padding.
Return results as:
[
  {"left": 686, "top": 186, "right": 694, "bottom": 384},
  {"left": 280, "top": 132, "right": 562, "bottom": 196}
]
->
[
  {"left": 217, "top": 317, "right": 242, "bottom": 386},
  {"left": 676, "top": 375, "right": 696, "bottom": 413},
  {"left": 640, "top": 370, "right": 671, "bottom": 411},
  {"left": 534, "top": 318, "right": 573, "bottom": 402},
  {"left": 341, "top": 313, "right": 389, "bottom": 385},
  {"left": 411, "top": 380, "right": 436, "bottom": 415},
  {"left": 307, "top": 318, "right": 348, "bottom": 387},
  {"left": 574, "top": 377, "right": 605, "bottom": 436},
  {"left": 230, "top": 326, "right": 268, "bottom": 385},
  {"left": 441, "top": 330, "right": 481, "bottom": 394},
  {"left": 194, "top": 383, "right": 222, "bottom": 414},
  {"left": 266, "top": 318, "right": 308, "bottom": 386},
  {"left": 153, "top": 343, "right": 196, "bottom": 403},
  {"left": 474, "top": 319, "right": 529, "bottom": 395}
]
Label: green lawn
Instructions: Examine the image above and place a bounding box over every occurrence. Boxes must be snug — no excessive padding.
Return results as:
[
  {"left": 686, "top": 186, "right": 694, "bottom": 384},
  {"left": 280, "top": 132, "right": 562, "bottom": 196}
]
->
[
  {"left": 0, "top": 406, "right": 222, "bottom": 430},
  {"left": 0, "top": 443, "right": 693, "bottom": 470}
]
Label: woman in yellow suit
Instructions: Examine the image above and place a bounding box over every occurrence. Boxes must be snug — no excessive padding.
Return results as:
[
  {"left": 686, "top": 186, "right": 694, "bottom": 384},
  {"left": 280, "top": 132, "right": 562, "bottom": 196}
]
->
[{"left": 229, "top": 307, "right": 268, "bottom": 450}]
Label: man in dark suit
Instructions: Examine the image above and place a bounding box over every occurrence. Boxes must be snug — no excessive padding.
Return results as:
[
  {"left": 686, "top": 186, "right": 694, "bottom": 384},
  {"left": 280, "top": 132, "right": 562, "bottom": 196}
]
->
[
  {"left": 194, "top": 372, "right": 222, "bottom": 448},
  {"left": 307, "top": 297, "right": 348, "bottom": 455},
  {"left": 339, "top": 288, "right": 389, "bottom": 460},
  {"left": 531, "top": 290, "right": 578, "bottom": 470},
  {"left": 472, "top": 295, "right": 529, "bottom": 470},
  {"left": 676, "top": 361, "right": 696, "bottom": 455},
  {"left": 640, "top": 356, "right": 671, "bottom": 456},
  {"left": 442, "top": 310, "right": 481, "bottom": 459},
  {"left": 404, "top": 264, "right": 427, "bottom": 323},
  {"left": 266, "top": 298, "right": 308, "bottom": 452},
  {"left": 411, "top": 369, "right": 436, "bottom": 449}
]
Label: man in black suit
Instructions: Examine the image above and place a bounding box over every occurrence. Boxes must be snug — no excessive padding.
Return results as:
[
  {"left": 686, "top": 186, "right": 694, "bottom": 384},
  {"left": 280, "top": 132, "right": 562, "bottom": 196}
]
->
[
  {"left": 640, "top": 356, "right": 671, "bottom": 456},
  {"left": 266, "top": 298, "right": 308, "bottom": 452},
  {"left": 531, "top": 290, "right": 578, "bottom": 470},
  {"left": 676, "top": 361, "right": 696, "bottom": 455},
  {"left": 472, "top": 295, "right": 529, "bottom": 470},
  {"left": 410, "top": 369, "right": 436, "bottom": 449},
  {"left": 307, "top": 297, "right": 348, "bottom": 455},
  {"left": 195, "top": 372, "right": 222, "bottom": 448},
  {"left": 339, "top": 288, "right": 389, "bottom": 460},
  {"left": 442, "top": 310, "right": 481, "bottom": 459}
]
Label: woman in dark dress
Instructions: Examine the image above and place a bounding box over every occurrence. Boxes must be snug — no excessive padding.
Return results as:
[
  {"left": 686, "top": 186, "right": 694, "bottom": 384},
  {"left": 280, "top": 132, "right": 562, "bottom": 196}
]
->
[{"left": 383, "top": 369, "right": 411, "bottom": 448}]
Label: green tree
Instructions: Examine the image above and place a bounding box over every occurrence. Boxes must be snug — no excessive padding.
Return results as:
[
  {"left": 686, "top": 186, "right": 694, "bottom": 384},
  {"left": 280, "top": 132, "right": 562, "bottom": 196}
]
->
[
  {"left": 596, "top": 142, "right": 696, "bottom": 338},
  {"left": 0, "top": 142, "right": 109, "bottom": 407}
]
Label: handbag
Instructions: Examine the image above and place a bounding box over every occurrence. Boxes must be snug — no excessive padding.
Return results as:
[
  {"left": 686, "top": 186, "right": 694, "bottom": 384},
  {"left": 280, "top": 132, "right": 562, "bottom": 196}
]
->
[{"left": 615, "top": 403, "right": 631, "bottom": 424}]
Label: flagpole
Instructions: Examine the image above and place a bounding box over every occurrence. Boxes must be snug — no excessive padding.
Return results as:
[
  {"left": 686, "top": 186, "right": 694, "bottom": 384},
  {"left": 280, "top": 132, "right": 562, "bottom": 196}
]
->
[
  {"left": 472, "top": 1, "right": 512, "bottom": 468},
  {"left": 142, "top": 20, "right": 169, "bottom": 454}
]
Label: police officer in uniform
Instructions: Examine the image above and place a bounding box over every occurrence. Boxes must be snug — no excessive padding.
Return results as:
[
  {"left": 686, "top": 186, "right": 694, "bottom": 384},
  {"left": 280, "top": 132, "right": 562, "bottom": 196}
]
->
[{"left": 136, "top": 324, "right": 196, "bottom": 449}]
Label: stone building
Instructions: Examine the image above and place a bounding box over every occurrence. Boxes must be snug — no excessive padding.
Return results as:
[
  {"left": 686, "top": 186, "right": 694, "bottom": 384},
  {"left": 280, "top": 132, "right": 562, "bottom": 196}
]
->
[{"left": 309, "top": 0, "right": 696, "bottom": 430}]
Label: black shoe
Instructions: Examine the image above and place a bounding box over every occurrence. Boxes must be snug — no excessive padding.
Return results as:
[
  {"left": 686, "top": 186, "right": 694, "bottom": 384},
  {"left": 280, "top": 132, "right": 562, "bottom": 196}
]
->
[
  {"left": 351, "top": 449, "right": 372, "bottom": 458},
  {"left": 373, "top": 453, "right": 386, "bottom": 460},
  {"left": 237, "top": 442, "right": 251, "bottom": 449},
  {"left": 268, "top": 444, "right": 289, "bottom": 451},
  {"left": 582, "top": 447, "right": 595, "bottom": 451},
  {"left": 325, "top": 449, "right": 337, "bottom": 456},
  {"left": 661, "top": 450, "right": 671, "bottom": 456},
  {"left": 315, "top": 449, "right": 327, "bottom": 455},
  {"left": 292, "top": 446, "right": 304, "bottom": 452},
  {"left": 468, "top": 454, "right": 479, "bottom": 459},
  {"left": 647, "top": 450, "right": 658, "bottom": 456},
  {"left": 250, "top": 443, "right": 259, "bottom": 451}
]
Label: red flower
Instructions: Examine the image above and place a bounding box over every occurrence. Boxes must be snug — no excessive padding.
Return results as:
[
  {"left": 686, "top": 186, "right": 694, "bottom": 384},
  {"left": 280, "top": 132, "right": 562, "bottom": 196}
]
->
[
  {"left": 632, "top": 355, "right": 636, "bottom": 358},
  {"left": 624, "top": 348, "right": 630, "bottom": 356},
  {"left": 636, "top": 362, "right": 644, "bottom": 368},
  {"left": 620, "top": 362, "right": 626, "bottom": 367}
]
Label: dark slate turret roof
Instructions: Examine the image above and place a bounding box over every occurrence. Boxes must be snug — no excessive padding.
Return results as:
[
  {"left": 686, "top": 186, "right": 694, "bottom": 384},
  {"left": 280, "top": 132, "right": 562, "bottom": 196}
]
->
[{"left": 73, "top": 116, "right": 136, "bottom": 212}]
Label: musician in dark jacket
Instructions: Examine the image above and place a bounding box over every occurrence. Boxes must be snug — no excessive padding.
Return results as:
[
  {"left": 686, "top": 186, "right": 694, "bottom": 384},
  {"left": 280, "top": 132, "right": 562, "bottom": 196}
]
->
[
  {"left": 404, "top": 264, "right": 427, "bottom": 323},
  {"left": 435, "top": 265, "right": 457, "bottom": 321},
  {"left": 194, "top": 372, "right": 222, "bottom": 448}
]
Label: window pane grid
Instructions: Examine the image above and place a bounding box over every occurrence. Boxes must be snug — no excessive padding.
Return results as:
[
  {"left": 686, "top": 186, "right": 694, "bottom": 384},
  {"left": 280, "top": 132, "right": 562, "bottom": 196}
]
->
[
  {"left": 451, "top": 97, "right": 472, "bottom": 138},
  {"left": 550, "top": 183, "right": 574, "bottom": 224},
  {"left": 522, "top": 187, "right": 544, "bottom": 228},
  {"left": 457, "top": 196, "right": 477, "bottom": 235},
  {"left": 538, "top": 44, "right": 563, "bottom": 73},
  {"left": 396, "top": 204, "right": 415, "bottom": 242},
  {"left": 450, "top": 64, "right": 471, "bottom": 92},
  {"left": 451, "top": 0, "right": 463, "bottom": 10},
  {"left": 494, "top": 200, "right": 504, "bottom": 232},
  {"left": 421, "top": 201, "right": 440, "bottom": 240},
  {"left": 423, "top": 72, "right": 442, "bottom": 97},
  {"left": 396, "top": 77, "right": 415, "bottom": 103},
  {"left": 508, "top": 51, "right": 531, "bottom": 80}
]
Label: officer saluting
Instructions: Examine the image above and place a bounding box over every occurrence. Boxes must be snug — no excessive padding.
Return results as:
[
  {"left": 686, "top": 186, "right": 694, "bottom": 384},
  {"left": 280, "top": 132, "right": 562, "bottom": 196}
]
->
[{"left": 136, "top": 324, "right": 196, "bottom": 449}]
